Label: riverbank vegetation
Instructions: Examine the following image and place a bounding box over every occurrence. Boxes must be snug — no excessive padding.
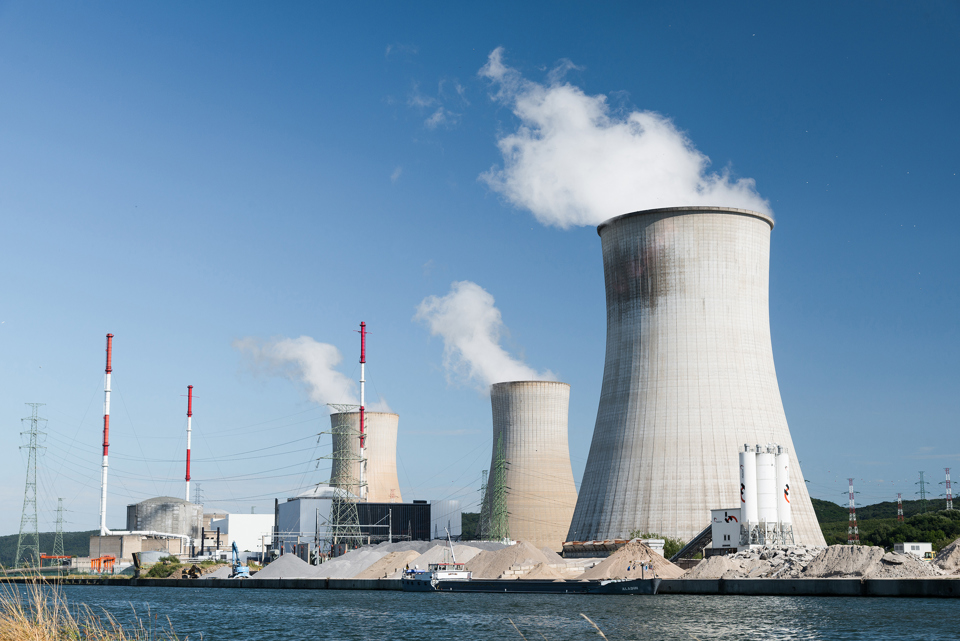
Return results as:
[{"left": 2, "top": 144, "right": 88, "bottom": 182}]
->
[{"left": 0, "top": 580, "right": 181, "bottom": 640}]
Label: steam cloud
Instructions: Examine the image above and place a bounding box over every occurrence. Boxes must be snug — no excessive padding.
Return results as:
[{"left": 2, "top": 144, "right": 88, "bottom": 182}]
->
[
  {"left": 415, "top": 281, "right": 555, "bottom": 390},
  {"left": 478, "top": 48, "right": 771, "bottom": 228},
  {"left": 233, "top": 336, "right": 391, "bottom": 411}
]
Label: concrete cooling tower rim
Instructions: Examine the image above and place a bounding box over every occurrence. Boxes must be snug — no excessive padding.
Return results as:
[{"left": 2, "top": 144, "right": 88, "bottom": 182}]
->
[
  {"left": 597, "top": 206, "right": 775, "bottom": 236},
  {"left": 491, "top": 381, "right": 570, "bottom": 388}
]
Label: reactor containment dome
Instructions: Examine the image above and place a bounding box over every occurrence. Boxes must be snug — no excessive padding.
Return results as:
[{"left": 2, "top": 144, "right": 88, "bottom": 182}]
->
[{"left": 567, "top": 206, "right": 825, "bottom": 546}]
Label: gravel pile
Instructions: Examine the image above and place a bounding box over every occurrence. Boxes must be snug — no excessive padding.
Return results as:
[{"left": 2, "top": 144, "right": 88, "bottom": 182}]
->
[
  {"left": 354, "top": 550, "right": 423, "bottom": 579},
  {"left": 934, "top": 537, "right": 960, "bottom": 574},
  {"left": 313, "top": 541, "right": 434, "bottom": 578},
  {"left": 578, "top": 540, "right": 685, "bottom": 580},
  {"left": 684, "top": 546, "right": 822, "bottom": 579},
  {"left": 868, "top": 552, "right": 943, "bottom": 578},
  {"left": 206, "top": 565, "right": 232, "bottom": 579},
  {"left": 410, "top": 544, "right": 483, "bottom": 567},
  {"left": 254, "top": 553, "right": 319, "bottom": 579}
]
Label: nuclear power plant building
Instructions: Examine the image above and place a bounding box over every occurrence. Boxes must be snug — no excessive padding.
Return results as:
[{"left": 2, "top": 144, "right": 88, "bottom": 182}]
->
[
  {"left": 567, "top": 206, "right": 826, "bottom": 546},
  {"left": 481, "top": 381, "right": 578, "bottom": 551},
  {"left": 330, "top": 411, "right": 403, "bottom": 503}
]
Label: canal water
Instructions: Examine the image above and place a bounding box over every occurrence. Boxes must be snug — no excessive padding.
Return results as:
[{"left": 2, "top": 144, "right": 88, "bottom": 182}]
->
[{"left": 32, "top": 585, "right": 960, "bottom": 640}]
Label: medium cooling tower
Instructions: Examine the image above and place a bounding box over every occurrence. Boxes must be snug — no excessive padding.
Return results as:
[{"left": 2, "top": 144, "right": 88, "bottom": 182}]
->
[
  {"left": 330, "top": 411, "right": 403, "bottom": 503},
  {"left": 567, "top": 206, "right": 825, "bottom": 545},
  {"left": 481, "top": 381, "right": 578, "bottom": 551}
]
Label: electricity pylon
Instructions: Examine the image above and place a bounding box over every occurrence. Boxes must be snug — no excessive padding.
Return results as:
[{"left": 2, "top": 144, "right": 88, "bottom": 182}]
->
[
  {"left": 15, "top": 403, "right": 46, "bottom": 569},
  {"left": 487, "top": 433, "right": 510, "bottom": 541},
  {"left": 53, "top": 498, "right": 65, "bottom": 558}
]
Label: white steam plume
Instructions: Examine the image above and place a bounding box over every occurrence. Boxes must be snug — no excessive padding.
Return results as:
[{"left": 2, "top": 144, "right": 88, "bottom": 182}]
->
[
  {"left": 478, "top": 47, "right": 771, "bottom": 228},
  {"left": 233, "top": 336, "right": 392, "bottom": 411},
  {"left": 415, "top": 280, "right": 555, "bottom": 390}
]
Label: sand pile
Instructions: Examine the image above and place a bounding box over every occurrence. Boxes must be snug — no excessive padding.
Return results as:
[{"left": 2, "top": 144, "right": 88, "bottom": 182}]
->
[
  {"left": 254, "top": 553, "right": 319, "bottom": 579},
  {"left": 578, "top": 540, "right": 684, "bottom": 580},
  {"left": 519, "top": 562, "right": 565, "bottom": 580},
  {"left": 684, "top": 546, "right": 821, "bottom": 579},
  {"left": 466, "top": 541, "right": 554, "bottom": 579},
  {"left": 354, "top": 550, "right": 423, "bottom": 579},
  {"left": 934, "top": 537, "right": 960, "bottom": 574},
  {"left": 313, "top": 541, "right": 434, "bottom": 578}
]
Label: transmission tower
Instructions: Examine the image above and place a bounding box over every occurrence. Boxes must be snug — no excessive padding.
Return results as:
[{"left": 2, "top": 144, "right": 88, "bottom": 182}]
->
[
  {"left": 845, "top": 478, "right": 859, "bottom": 545},
  {"left": 477, "top": 470, "right": 489, "bottom": 539},
  {"left": 53, "top": 498, "right": 65, "bottom": 558},
  {"left": 487, "top": 433, "right": 510, "bottom": 541},
  {"left": 15, "top": 403, "right": 46, "bottom": 569},
  {"left": 916, "top": 471, "right": 930, "bottom": 513},
  {"left": 193, "top": 483, "right": 203, "bottom": 505},
  {"left": 896, "top": 493, "right": 904, "bottom": 522},
  {"left": 320, "top": 404, "right": 363, "bottom": 555},
  {"left": 941, "top": 468, "right": 953, "bottom": 510}
]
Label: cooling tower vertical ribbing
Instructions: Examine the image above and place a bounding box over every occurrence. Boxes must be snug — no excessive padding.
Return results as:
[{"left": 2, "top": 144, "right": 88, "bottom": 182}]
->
[
  {"left": 330, "top": 412, "right": 403, "bottom": 503},
  {"left": 481, "top": 381, "right": 578, "bottom": 551},
  {"left": 567, "top": 206, "right": 825, "bottom": 545}
]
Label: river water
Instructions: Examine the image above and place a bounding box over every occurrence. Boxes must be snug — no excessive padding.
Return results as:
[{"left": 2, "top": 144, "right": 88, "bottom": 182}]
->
[{"left": 31, "top": 585, "right": 958, "bottom": 640}]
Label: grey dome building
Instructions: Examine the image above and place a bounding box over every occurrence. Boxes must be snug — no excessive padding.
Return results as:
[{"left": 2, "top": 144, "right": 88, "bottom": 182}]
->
[{"left": 567, "top": 207, "right": 825, "bottom": 545}]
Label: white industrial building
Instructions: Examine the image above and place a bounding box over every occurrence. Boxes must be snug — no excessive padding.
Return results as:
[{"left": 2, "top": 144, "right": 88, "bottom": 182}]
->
[
  {"left": 568, "top": 206, "right": 825, "bottom": 545},
  {"left": 895, "top": 542, "right": 933, "bottom": 559},
  {"left": 209, "top": 513, "right": 274, "bottom": 553}
]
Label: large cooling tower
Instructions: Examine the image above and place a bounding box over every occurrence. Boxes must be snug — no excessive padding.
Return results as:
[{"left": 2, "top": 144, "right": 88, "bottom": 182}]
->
[
  {"left": 481, "top": 381, "right": 578, "bottom": 551},
  {"left": 330, "top": 411, "right": 403, "bottom": 503},
  {"left": 567, "top": 207, "right": 825, "bottom": 545}
]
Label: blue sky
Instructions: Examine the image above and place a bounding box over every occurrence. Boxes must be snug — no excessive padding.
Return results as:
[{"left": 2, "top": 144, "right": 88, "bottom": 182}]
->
[{"left": 1, "top": 1, "right": 957, "bottom": 536}]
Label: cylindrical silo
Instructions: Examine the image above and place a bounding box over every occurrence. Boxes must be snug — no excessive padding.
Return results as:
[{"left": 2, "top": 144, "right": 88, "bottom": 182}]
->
[
  {"left": 480, "top": 381, "right": 578, "bottom": 551},
  {"left": 330, "top": 412, "right": 402, "bottom": 503},
  {"left": 567, "top": 206, "right": 825, "bottom": 545},
  {"left": 776, "top": 445, "right": 792, "bottom": 525},
  {"left": 755, "top": 445, "right": 778, "bottom": 524},
  {"left": 739, "top": 445, "right": 758, "bottom": 524}
]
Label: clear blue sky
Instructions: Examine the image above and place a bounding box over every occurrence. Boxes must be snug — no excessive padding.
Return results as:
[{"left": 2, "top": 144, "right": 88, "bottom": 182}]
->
[{"left": 1, "top": 1, "right": 957, "bottom": 536}]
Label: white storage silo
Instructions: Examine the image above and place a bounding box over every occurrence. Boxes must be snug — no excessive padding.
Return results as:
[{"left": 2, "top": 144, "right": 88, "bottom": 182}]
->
[
  {"left": 739, "top": 445, "right": 758, "bottom": 525},
  {"left": 755, "top": 445, "right": 778, "bottom": 525}
]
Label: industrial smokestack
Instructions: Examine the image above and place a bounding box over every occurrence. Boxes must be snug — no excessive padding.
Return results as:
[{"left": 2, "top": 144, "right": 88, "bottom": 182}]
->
[
  {"left": 481, "top": 381, "right": 578, "bottom": 551},
  {"left": 99, "top": 333, "right": 113, "bottom": 535},
  {"left": 567, "top": 207, "right": 825, "bottom": 545},
  {"left": 330, "top": 412, "right": 403, "bottom": 503},
  {"left": 185, "top": 385, "right": 193, "bottom": 502}
]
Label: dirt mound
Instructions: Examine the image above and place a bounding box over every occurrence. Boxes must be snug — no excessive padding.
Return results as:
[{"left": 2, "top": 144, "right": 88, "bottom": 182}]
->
[
  {"left": 801, "top": 545, "right": 885, "bottom": 578},
  {"left": 934, "top": 537, "right": 960, "bottom": 573},
  {"left": 354, "top": 550, "right": 422, "bottom": 579},
  {"left": 578, "top": 540, "right": 685, "bottom": 580},
  {"left": 520, "top": 562, "right": 565, "bottom": 580},
  {"left": 870, "top": 551, "right": 943, "bottom": 578},
  {"left": 466, "top": 541, "right": 553, "bottom": 579},
  {"left": 254, "top": 553, "right": 319, "bottom": 579}
]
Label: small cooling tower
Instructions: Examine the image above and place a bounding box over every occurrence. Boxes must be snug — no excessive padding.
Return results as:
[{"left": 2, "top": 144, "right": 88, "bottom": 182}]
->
[
  {"left": 330, "top": 411, "right": 403, "bottom": 503},
  {"left": 480, "top": 381, "right": 578, "bottom": 551},
  {"left": 567, "top": 206, "right": 825, "bottom": 545}
]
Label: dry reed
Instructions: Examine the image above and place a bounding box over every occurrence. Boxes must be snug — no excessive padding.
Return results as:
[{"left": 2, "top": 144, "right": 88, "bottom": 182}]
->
[{"left": 0, "top": 579, "right": 182, "bottom": 640}]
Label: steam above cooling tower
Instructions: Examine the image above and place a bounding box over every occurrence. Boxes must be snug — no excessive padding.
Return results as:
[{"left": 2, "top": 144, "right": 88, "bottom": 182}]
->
[
  {"left": 567, "top": 206, "right": 825, "bottom": 546},
  {"left": 481, "top": 381, "right": 578, "bottom": 551},
  {"left": 330, "top": 411, "right": 403, "bottom": 503}
]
